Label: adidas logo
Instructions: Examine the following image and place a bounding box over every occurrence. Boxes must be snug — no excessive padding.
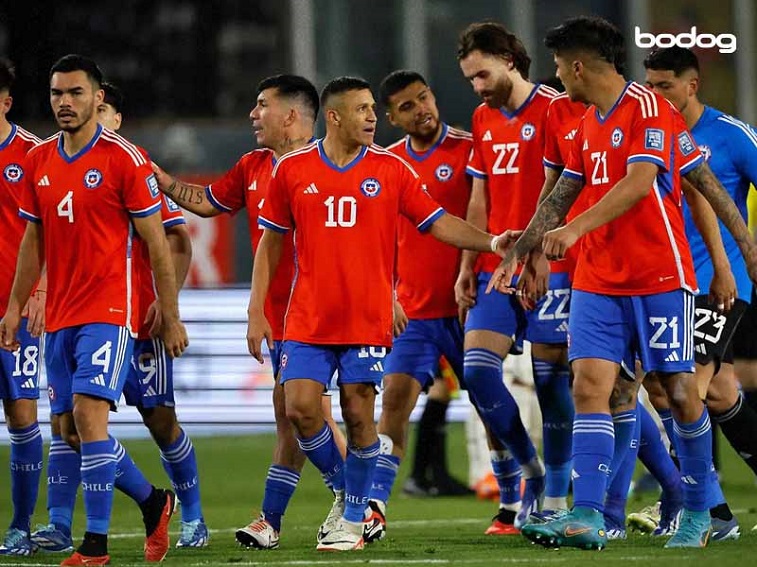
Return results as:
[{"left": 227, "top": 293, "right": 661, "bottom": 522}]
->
[
  {"left": 20, "top": 378, "right": 36, "bottom": 389},
  {"left": 482, "top": 130, "right": 493, "bottom": 141},
  {"left": 582, "top": 140, "right": 589, "bottom": 150},
  {"left": 303, "top": 183, "right": 319, "bottom": 194},
  {"left": 664, "top": 351, "right": 680, "bottom": 362},
  {"left": 681, "top": 475, "right": 698, "bottom": 485},
  {"left": 555, "top": 321, "right": 569, "bottom": 333},
  {"left": 247, "top": 180, "right": 257, "bottom": 192},
  {"left": 570, "top": 469, "right": 580, "bottom": 480},
  {"left": 38, "top": 175, "right": 50, "bottom": 186},
  {"left": 257, "top": 198, "right": 265, "bottom": 210},
  {"left": 370, "top": 361, "right": 384, "bottom": 372},
  {"left": 695, "top": 343, "right": 707, "bottom": 355},
  {"left": 90, "top": 374, "right": 106, "bottom": 387},
  {"left": 564, "top": 129, "right": 578, "bottom": 141}
]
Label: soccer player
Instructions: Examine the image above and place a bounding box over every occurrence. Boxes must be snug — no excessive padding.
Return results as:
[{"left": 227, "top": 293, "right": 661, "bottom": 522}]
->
[
  {"left": 362, "top": 70, "right": 474, "bottom": 542},
  {"left": 0, "top": 54, "right": 188, "bottom": 566},
  {"left": 152, "top": 74, "right": 346, "bottom": 550},
  {"left": 248, "top": 76, "right": 518, "bottom": 551},
  {"left": 486, "top": 16, "right": 755, "bottom": 550},
  {"left": 31, "top": 81, "right": 207, "bottom": 552},
  {"left": 640, "top": 47, "right": 757, "bottom": 540},
  {"left": 0, "top": 58, "right": 43, "bottom": 557},
  {"left": 457, "top": 21, "right": 570, "bottom": 531}
]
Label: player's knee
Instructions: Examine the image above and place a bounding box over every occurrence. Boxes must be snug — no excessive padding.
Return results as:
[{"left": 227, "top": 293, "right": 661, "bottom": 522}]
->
[
  {"left": 140, "top": 406, "right": 180, "bottom": 446},
  {"left": 3, "top": 400, "right": 37, "bottom": 429},
  {"left": 284, "top": 401, "right": 318, "bottom": 433},
  {"left": 661, "top": 373, "right": 699, "bottom": 412}
]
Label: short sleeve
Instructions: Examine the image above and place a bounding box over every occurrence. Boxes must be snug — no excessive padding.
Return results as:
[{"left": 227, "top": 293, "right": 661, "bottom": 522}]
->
[
  {"left": 258, "top": 162, "right": 292, "bottom": 232},
  {"left": 123, "top": 160, "right": 162, "bottom": 218},
  {"left": 627, "top": 99, "right": 672, "bottom": 172},
  {"left": 18, "top": 153, "right": 40, "bottom": 223},
  {"left": 725, "top": 116, "right": 757, "bottom": 185},
  {"left": 563, "top": 121, "right": 586, "bottom": 181},
  {"left": 205, "top": 158, "right": 247, "bottom": 214},
  {"left": 543, "top": 104, "right": 564, "bottom": 170},
  {"left": 466, "top": 111, "right": 487, "bottom": 179},
  {"left": 673, "top": 112, "right": 703, "bottom": 176},
  {"left": 161, "top": 195, "right": 186, "bottom": 228},
  {"left": 398, "top": 161, "right": 445, "bottom": 232}
]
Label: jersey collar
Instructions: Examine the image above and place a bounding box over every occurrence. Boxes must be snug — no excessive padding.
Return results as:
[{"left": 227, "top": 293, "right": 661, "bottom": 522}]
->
[
  {"left": 317, "top": 138, "right": 368, "bottom": 172},
  {"left": 500, "top": 85, "right": 539, "bottom": 119},
  {"left": 594, "top": 81, "right": 632, "bottom": 124},
  {"left": 0, "top": 122, "right": 17, "bottom": 151},
  {"left": 57, "top": 123, "right": 103, "bottom": 163},
  {"left": 405, "top": 123, "right": 448, "bottom": 162}
]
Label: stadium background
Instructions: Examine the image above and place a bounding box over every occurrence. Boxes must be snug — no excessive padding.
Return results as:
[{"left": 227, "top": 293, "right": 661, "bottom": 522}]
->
[{"left": 0, "top": 0, "right": 755, "bottom": 438}]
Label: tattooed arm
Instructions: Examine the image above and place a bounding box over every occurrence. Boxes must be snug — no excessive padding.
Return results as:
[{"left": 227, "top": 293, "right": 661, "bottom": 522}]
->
[
  {"left": 684, "top": 161, "right": 757, "bottom": 282},
  {"left": 151, "top": 162, "right": 220, "bottom": 218}
]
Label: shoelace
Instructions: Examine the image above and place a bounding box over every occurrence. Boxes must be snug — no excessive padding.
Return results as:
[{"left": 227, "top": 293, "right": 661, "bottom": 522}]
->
[{"left": 3, "top": 529, "right": 28, "bottom": 548}]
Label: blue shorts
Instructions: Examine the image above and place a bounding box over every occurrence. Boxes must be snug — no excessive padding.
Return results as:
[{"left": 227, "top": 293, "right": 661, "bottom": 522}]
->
[
  {"left": 525, "top": 272, "right": 571, "bottom": 344},
  {"left": 0, "top": 318, "right": 40, "bottom": 401},
  {"left": 122, "top": 338, "right": 175, "bottom": 408},
  {"left": 383, "top": 317, "right": 464, "bottom": 389},
  {"left": 280, "top": 341, "right": 388, "bottom": 389},
  {"left": 465, "top": 272, "right": 527, "bottom": 350},
  {"left": 271, "top": 340, "right": 284, "bottom": 377},
  {"left": 569, "top": 289, "right": 695, "bottom": 375},
  {"left": 45, "top": 324, "right": 134, "bottom": 415}
]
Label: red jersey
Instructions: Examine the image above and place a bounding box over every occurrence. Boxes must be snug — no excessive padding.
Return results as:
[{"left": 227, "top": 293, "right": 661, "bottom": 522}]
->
[
  {"left": 466, "top": 84, "right": 559, "bottom": 273},
  {"left": 543, "top": 94, "right": 590, "bottom": 279},
  {"left": 20, "top": 124, "right": 162, "bottom": 332},
  {"left": 260, "top": 140, "right": 444, "bottom": 346},
  {"left": 563, "top": 82, "right": 697, "bottom": 295},
  {"left": 1, "top": 124, "right": 41, "bottom": 315},
  {"left": 205, "top": 149, "right": 294, "bottom": 341},
  {"left": 132, "top": 194, "right": 186, "bottom": 339},
  {"left": 387, "top": 124, "right": 472, "bottom": 319}
]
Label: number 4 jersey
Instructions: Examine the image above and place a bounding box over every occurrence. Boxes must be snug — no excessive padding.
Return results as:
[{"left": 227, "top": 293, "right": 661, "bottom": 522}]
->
[
  {"left": 20, "top": 124, "right": 161, "bottom": 333},
  {"left": 259, "top": 140, "right": 444, "bottom": 347}
]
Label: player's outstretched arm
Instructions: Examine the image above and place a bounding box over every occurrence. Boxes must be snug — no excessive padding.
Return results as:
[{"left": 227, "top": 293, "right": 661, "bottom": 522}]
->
[
  {"left": 247, "top": 229, "right": 283, "bottom": 364},
  {"left": 152, "top": 162, "right": 220, "bottom": 218},
  {"left": 133, "top": 213, "right": 189, "bottom": 357},
  {"left": 682, "top": 180, "right": 736, "bottom": 311},
  {"left": 454, "top": 177, "right": 487, "bottom": 312},
  {"left": 1, "top": 223, "right": 43, "bottom": 351},
  {"left": 685, "top": 161, "right": 757, "bottom": 283}
]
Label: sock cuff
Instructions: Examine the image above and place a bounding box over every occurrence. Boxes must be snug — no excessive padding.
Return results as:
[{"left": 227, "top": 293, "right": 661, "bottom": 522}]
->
[
  {"left": 612, "top": 409, "right": 637, "bottom": 423},
  {"left": 573, "top": 413, "right": 614, "bottom": 438},
  {"left": 712, "top": 392, "right": 743, "bottom": 423},
  {"left": 657, "top": 408, "right": 673, "bottom": 421},
  {"left": 489, "top": 449, "right": 514, "bottom": 462},
  {"left": 376, "top": 454, "right": 401, "bottom": 472},
  {"left": 160, "top": 430, "right": 193, "bottom": 463},
  {"left": 267, "top": 464, "right": 301, "bottom": 487},
  {"left": 673, "top": 407, "right": 711, "bottom": 438},
  {"left": 464, "top": 348, "right": 502, "bottom": 369},
  {"left": 8, "top": 422, "right": 41, "bottom": 444},
  {"left": 80, "top": 440, "right": 116, "bottom": 471},
  {"left": 50, "top": 437, "right": 78, "bottom": 456},
  {"left": 348, "top": 440, "right": 381, "bottom": 459},
  {"left": 109, "top": 436, "right": 126, "bottom": 462},
  {"left": 297, "top": 422, "right": 332, "bottom": 452}
]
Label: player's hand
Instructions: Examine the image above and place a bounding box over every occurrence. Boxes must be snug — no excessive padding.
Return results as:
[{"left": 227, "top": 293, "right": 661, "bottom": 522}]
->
[
  {"left": 393, "top": 300, "right": 408, "bottom": 337},
  {"left": 454, "top": 267, "right": 478, "bottom": 310},
  {"left": 151, "top": 161, "right": 172, "bottom": 191},
  {"left": 0, "top": 310, "right": 22, "bottom": 352},
  {"left": 527, "top": 251, "right": 550, "bottom": 301},
  {"left": 144, "top": 299, "right": 162, "bottom": 338},
  {"left": 159, "top": 315, "right": 189, "bottom": 358},
  {"left": 457, "top": 305, "right": 469, "bottom": 327},
  {"left": 491, "top": 230, "right": 523, "bottom": 257},
  {"left": 23, "top": 290, "right": 46, "bottom": 338},
  {"left": 515, "top": 265, "right": 537, "bottom": 311},
  {"left": 709, "top": 265, "right": 737, "bottom": 312},
  {"left": 485, "top": 256, "right": 518, "bottom": 295},
  {"left": 247, "top": 309, "right": 273, "bottom": 364},
  {"left": 543, "top": 224, "right": 579, "bottom": 261}
]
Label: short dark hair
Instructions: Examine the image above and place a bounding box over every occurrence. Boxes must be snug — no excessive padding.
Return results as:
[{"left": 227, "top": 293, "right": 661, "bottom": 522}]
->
[
  {"left": 544, "top": 16, "right": 626, "bottom": 75},
  {"left": 379, "top": 70, "right": 428, "bottom": 106},
  {"left": 101, "top": 82, "right": 124, "bottom": 113},
  {"left": 49, "top": 54, "right": 103, "bottom": 87},
  {"left": 257, "top": 74, "right": 319, "bottom": 121},
  {"left": 457, "top": 22, "right": 531, "bottom": 79},
  {"left": 643, "top": 47, "right": 700, "bottom": 76},
  {"left": 0, "top": 58, "right": 16, "bottom": 93},
  {"left": 320, "top": 76, "right": 372, "bottom": 109}
]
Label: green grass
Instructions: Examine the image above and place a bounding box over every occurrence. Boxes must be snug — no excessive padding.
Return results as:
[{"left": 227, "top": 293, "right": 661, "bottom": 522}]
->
[{"left": 1, "top": 425, "right": 756, "bottom": 566}]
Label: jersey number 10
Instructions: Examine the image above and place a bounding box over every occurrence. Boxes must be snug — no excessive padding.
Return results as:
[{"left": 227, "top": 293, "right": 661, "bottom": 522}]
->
[{"left": 325, "top": 196, "right": 357, "bottom": 228}]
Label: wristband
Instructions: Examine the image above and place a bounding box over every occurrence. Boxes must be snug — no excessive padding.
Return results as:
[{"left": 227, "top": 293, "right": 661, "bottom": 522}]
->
[{"left": 490, "top": 235, "right": 501, "bottom": 253}]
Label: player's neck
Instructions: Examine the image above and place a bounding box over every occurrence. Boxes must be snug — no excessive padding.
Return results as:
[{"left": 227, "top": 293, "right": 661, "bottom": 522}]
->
[
  {"left": 0, "top": 118, "right": 11, "bottom": 144},
  {"left": 591, "top": 74, "right": 628, "bottom": 117},
  {"left": 502, "top": 78, "right": 535, "bottom": 114},
  {"left": 408, "top": 123, "right": 443, "bottom": 153},
  {"left": 681, "top": 99, "right": 705, "bottom": 130},
  {"left": 61, "top": 119, "right": 99, "bottom": 157},
  {"left": 274, "top": 130, "right": 312, "bottom": 159},
  {"left": 321, "top": 135, "right": 363, "bottom": 167}
]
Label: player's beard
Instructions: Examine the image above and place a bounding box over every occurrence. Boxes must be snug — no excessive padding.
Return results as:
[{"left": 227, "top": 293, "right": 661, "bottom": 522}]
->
[
  {"left": 57, "top": 105, "right": 94, "bottom": 133},
  {"left": 413, "top": 114, "right": 440, "bottom": 143},
  {"left": 482, "top": 74, "right": 512, "bottom": 109}
]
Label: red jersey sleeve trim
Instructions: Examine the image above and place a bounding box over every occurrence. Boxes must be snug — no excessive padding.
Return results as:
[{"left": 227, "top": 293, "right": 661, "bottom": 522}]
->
[
  {"left": 130, "top": 202, "right": 162, "bottom": 218},
  {"left": 162, "top": 217, "right": 186, "bottom": 228},
  {"left": 543, "top": 157, "right": 564, "bottom": 170},
  {"left": 19, "top": 209, "right": 40, "bottom": 223},
  {"left": 465, "top": 165, "right": 487, "bottom": 179},
  {"left": 627, "top": 154, "right": 666, "bottom": 169},
  {"left": 205, "top": 185, "right": 234, "bottom": 213},
  {"left": 259, "top": 216, "right": 289, "bottom": 233},
  {"left": 679, "top": 154, "right": 704, "bottom": 176},
  {"left": 563, "top": 168, "right": 583, "bottom": 180},
  {"left": 417, "top": 207, "right": 445, "bottom": 232}
]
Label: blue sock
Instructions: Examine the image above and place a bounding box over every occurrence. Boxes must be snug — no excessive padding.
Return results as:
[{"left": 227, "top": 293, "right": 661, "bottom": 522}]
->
[
  {"left": 673, "top": 406, "right": 712, "bottom": 512},
  {"left": 572, "top": 413, "right": 614, "bottom": 512},
  {"left": 80, "top": 439, "right": 117, "bottom": 535},
  {"left": 368, "top": 454, "right": 400, "bottom": 505},
  {"left": 8, "top": 423, "right": 43, "bottom": 532},
  {"left": 491, "top": 449, "right": 521, "bottom": 508},
  {"left": 706, "top": 463, "right": 726, "bottom": 509},
  {"left": 657, "top": 408, "right": 676, "bottom": 451},
  {"left": 638, "top": 404, "right": 682, "bottom": 500},
  {"left": 47, "top": 435, "right": 81, "bottom": 535},
  {"left": 261, "top": 465, "right": 300, "bottom": 532},
  {"left": 604, "top": 405, "right": 641, "bottom": 527},
  {"left": 532, "top": 357, "right": 573, "bottom": 500},
  {"left": 111, "top": 436, "right": 153, "bottom": 504},
  {"left": 343, "top": 441, "right": 380, "bottom": 523},
  {"left": 607, "top": 409, "right": 637, "bottom": 485},
  {"left": 159, "top": 429, "right": 203, "bottom": 522},
  {"left": 297, "top": 423, "right": 345, "bottom": 492},
  {"left": 464, "top": 349, "right": 537, "bottom": 467}
]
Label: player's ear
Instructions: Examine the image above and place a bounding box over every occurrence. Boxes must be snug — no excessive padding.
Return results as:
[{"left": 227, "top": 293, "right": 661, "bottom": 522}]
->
[
  {"left": 94, "top": 88, "right": 104, "bottom": 105},
  {"left": 327, "top": 108, "right": 340, "bottom": 126},
  {"left": 688, "top": 75, "right": 700, "bottom": 97},
  {"left": 0, "top": 94, "right": 12, "bottom": 114},
  {"left": 283, "top": 106, "right": 297, "bottom": 127}
]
